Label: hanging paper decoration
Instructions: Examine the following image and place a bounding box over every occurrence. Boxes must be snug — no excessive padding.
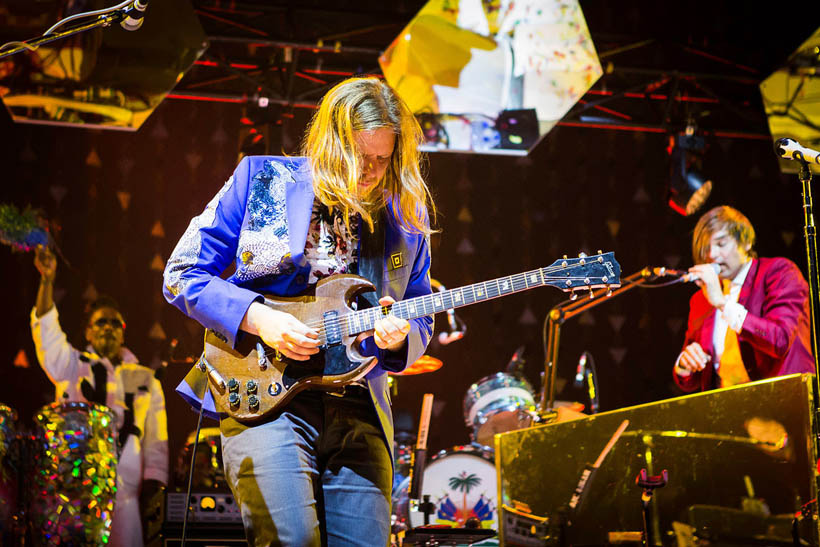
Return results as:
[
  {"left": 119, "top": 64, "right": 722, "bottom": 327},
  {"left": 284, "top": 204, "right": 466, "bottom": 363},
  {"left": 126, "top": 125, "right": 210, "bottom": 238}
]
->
[
  {"left": 609, "top": 347, "right": 627, "bottom": 365},
  {"left": 606, "top": 219, "right": 620, "bottom": 238},
  {"left": 456, "top": 237, "right": 475, "bottom": 255},
  {"left": 150, "top": 254, "right": 165, "bottom": 271},
  {"left": 633, "top": 186, "right": 650, "bottom": 204},
  {"left": 211, "top": 126, "right": 227, "bottom": 145},
  {"left": 82, "top": 283, "right": 98, "bottom": 302},
  {"left": 148, "top": 322, "right": 166, "bottom": 340},
  {"left": 85, "top": 148, "right": 102, "bottom": 168},
  {"left": 0, "top": 204, "right": 49, "bottom": 252},
  {"left": 13, "top": 349, "right": 29, "bottom": 368},
  {"left": 666, "top": 318, "right": 684, "bottom": 335},
  {"left": 781, "top": 231, "right": 795, "bottom": 247},
  {"left": 150, "top": 221, "right": 165, "bottom": 238},
  {"left": 185, "top": 152, "right": 203, "bottom": 171},
  {"left": 49, "top": 185, "right": 68, "bottom": 206},
  {"left": 608, "top": 315, "right": 625, "bottom": 333},
  {"left": 118, "top": 156, "right": 135, "bottom": 178},
  {"left": 457, "top": 206, "right": 473, "bottom": 224},
  {"left": 518, "top": 305, "right": 537, "bottom": 326},
  {"left": 116, "top": 191, "right": 132, "bottom": 211},
  {"left": 578, "top": 311, "right": 595, "bottom": 326},
  {"left": 151, "top": 120, "right": 169, "bottom": 140}
]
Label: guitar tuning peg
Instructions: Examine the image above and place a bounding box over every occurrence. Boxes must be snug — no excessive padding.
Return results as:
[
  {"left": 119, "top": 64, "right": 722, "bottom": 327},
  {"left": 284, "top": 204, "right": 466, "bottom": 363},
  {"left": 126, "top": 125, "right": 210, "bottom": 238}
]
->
[
  {"left": 606, "top": 287, "right": 613, "bottom": 297},
  {"left": 563, "top": 254, "right": 568, "bottom": 260},
  {"left": 589, "top": 290, "right": 595, "bottom": 300},
  {"left": 578, "top": 252, "right": 587, "bottom": 258},
  {"left": 597, "top": 249, "right": 602, "bottom": 255},
  {"left": 570, "top": 291, "right": 578, "bottom": 301}
]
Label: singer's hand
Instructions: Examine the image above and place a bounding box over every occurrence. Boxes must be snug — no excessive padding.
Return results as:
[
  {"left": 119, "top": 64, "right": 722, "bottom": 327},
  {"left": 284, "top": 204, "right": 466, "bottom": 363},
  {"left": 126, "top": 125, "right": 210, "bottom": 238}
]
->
[
  {"left": 675, "top": 342, "right": 710, "bottom": 377},
  {"left": 688, "top": 264, "right": 725, "bottom": 310}
]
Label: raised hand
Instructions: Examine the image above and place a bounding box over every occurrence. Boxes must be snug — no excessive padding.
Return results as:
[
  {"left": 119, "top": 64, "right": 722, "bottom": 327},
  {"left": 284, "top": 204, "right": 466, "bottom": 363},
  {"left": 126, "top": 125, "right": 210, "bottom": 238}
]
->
[{"left": 34, "top": 245, "right": 57, "bottom": 282}]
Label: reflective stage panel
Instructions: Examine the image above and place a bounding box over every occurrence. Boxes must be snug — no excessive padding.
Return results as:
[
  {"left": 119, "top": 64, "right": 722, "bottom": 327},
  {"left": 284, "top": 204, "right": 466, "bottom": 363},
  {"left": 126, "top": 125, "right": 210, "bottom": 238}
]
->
[{"left": 496, "top": 374, "right": 818, "bottom": 546}]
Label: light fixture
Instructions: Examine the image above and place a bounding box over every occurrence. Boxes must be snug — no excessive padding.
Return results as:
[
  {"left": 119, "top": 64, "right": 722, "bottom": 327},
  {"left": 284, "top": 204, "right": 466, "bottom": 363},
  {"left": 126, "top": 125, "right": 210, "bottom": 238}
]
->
[{"left": 667, "top": 127, "right": 713, "bottom": 216}]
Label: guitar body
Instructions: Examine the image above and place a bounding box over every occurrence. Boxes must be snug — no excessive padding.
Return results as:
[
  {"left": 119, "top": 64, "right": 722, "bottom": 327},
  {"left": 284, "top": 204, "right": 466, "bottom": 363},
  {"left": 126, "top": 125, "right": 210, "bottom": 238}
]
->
[{"left": 204, "top": 274, "right": 378, "bottom": 422}]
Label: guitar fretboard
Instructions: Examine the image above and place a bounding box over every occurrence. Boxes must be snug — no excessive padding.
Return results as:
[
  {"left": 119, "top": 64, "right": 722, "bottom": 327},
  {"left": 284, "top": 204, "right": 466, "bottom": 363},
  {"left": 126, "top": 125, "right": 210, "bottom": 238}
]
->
[{"left": 344, "top": 266, "right": 571, "bottom": 335}]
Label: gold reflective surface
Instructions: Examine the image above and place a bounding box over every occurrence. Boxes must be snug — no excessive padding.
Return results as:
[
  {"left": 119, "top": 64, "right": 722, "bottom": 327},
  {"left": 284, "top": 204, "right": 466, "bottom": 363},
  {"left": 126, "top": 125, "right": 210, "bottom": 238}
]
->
[{"left": 496, "top": 374, "right": 818, "bottom": 546}]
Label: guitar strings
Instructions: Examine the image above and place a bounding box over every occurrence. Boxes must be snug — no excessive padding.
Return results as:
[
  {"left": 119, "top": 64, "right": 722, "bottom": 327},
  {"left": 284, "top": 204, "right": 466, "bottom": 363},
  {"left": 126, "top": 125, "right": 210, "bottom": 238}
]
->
[{"left": 257, "top": 262, "right": 615, "bottom": 357}]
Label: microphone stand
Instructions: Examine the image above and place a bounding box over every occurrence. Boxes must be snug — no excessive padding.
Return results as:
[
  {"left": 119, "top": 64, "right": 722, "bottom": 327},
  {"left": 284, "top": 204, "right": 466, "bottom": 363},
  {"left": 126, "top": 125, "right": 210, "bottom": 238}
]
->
[
  {"left": 0, "top": 10, "right": 127, "bottom": 59},
  {"left": 795, "top": 160, "right": 820, "bottom": 480},
  {"left": 540, "top": 267, "right": 655, "bottom": 413}
]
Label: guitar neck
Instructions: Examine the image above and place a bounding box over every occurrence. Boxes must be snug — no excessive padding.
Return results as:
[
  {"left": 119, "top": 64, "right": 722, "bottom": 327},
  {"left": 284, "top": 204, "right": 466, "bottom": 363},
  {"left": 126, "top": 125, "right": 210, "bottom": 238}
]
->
[{"left": 346, "top": 266, "right": 558, "bottom": 335}]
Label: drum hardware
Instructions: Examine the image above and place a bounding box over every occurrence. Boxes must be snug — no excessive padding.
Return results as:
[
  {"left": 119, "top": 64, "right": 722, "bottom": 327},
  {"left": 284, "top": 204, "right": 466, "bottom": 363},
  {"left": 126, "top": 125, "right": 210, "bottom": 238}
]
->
[{"left": 636, "top": 468, "right": 668, "bottom": 547}]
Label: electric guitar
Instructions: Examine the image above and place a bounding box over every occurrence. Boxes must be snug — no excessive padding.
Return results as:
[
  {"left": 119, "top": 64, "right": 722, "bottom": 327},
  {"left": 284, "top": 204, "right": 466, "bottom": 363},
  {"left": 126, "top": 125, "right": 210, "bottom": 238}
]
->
[{"left": 199, "top": 252, "right": 621, "bottom": 422}]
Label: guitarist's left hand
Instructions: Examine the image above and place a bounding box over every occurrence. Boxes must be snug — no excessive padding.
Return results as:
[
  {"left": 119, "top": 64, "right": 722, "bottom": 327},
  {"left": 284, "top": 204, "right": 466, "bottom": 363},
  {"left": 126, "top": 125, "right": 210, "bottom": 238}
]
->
[{"left": 373, "top": 296, "right": 411, "bottom": 351}]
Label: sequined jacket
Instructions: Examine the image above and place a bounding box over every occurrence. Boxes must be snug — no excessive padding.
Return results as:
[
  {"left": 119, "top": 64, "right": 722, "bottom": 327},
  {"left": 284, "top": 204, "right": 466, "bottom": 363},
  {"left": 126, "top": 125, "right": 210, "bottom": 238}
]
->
[{"left": 162, "top": 155, "right": 433, "bottom": 452}]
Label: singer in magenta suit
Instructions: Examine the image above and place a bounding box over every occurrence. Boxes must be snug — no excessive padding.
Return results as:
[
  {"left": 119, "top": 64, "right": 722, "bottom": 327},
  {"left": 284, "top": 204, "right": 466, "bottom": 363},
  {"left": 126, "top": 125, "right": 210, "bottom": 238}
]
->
[{"left": 674, "top": 206, "right": 815, "bottom": 392}]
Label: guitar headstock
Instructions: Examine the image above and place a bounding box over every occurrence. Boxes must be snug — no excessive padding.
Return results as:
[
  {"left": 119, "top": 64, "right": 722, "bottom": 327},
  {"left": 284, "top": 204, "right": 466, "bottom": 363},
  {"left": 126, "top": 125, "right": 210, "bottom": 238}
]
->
[{"left": 543, "top": 251, "right": 621, "bottom": 292}]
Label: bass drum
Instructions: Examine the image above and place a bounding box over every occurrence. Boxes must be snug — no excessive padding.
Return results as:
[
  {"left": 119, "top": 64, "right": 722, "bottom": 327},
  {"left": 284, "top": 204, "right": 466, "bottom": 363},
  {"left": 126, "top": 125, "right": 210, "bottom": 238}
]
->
[
  {"left": 393, "top": 444, "right": 498, "bottom": 536},
  {"left": 29, "top": 402, "right": 118, "bottom": 546}
]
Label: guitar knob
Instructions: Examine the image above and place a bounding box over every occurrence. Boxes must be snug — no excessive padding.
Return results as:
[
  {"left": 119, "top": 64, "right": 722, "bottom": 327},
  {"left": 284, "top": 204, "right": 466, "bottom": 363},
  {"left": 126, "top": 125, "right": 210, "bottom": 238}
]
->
[
  {"left": 228, "top": 392, "right": 241, "bottom": 407},
  {"left": 248, "top": 395, "right": 259, "bottom": 411},
  {"left": 256, "top": 343, "right": 268, "bottom": 370},
  {"left": 247, "top": 380, "right": 258, "bottom": 394},
  {"left": 268, "top": 383, "right": 282, "bottom": 397},
  {"left": 227, "top": 378, "right": 239, "bottom": 393}
]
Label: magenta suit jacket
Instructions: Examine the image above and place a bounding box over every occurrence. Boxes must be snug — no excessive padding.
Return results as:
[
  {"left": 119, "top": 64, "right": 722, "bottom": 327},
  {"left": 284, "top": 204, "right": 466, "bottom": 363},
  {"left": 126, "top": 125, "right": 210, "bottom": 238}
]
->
[{"left": 675, "top": 257, "right": 815, "bottom": 392}]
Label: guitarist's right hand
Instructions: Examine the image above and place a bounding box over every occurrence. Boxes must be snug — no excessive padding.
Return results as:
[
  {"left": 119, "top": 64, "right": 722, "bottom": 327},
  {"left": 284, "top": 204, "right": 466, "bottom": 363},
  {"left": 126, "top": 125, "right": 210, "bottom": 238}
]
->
[{"left": 241, "top": 302, "right": 320, "bottom": 361}]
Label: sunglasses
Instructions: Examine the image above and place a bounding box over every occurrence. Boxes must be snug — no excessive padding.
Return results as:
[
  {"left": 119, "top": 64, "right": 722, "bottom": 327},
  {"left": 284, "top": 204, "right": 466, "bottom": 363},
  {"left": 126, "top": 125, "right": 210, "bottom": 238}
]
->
[{"left": 93, "top": 318, "right": 125, "bottom": 330}]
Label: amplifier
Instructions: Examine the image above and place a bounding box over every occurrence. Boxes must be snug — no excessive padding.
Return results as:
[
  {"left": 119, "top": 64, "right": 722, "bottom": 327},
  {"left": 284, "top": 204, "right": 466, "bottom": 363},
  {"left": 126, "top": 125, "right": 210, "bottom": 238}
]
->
[
  {"left": 166, "top": 491, "right": 243, "bottom": 523},
  {"left": 495, "top": 374, "right": 819, "bottom": 546},
  {"left": 153, "top": 522, "right": 247, "bottom": 547}
]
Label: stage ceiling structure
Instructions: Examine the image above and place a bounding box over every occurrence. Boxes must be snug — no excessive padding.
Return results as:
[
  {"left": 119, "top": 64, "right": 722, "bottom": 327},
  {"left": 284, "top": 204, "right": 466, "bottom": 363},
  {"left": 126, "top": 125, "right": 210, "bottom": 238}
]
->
[{"left": 1, "top": 1, "right": 818, "bottom": 152}]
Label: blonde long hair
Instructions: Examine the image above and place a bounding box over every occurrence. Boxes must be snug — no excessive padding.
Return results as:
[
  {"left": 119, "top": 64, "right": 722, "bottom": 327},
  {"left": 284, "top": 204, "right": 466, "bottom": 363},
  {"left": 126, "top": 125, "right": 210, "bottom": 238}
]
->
[{"left": 301, "top": 77, "right": 436, "bottom": 236}]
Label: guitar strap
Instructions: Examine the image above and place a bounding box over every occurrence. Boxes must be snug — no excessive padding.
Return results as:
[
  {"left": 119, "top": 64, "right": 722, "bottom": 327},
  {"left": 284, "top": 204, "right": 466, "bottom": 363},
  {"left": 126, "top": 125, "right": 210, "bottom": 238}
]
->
[{"left": 357, "top": 210, "right": 386, "bottom": 308}]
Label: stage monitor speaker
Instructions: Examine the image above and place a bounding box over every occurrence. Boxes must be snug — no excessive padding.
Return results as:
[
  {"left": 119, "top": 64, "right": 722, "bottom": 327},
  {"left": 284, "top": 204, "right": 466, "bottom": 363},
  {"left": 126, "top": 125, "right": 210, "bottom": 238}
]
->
[{"left": 495, "top": 373, "right": 819, "bottom": 546}]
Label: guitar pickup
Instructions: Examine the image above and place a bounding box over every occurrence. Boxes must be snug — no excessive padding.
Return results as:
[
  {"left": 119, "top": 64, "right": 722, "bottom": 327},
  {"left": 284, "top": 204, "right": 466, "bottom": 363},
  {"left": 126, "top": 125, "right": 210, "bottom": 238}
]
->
[{"left": 323, "top": 310, "right": 342, "bottom": 345}]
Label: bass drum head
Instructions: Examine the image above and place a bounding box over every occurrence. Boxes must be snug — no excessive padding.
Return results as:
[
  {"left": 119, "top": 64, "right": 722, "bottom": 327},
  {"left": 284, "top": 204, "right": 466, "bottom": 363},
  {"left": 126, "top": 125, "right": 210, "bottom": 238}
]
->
[{"left": 393, "top": 444, "right": 498, "bottom": 539}]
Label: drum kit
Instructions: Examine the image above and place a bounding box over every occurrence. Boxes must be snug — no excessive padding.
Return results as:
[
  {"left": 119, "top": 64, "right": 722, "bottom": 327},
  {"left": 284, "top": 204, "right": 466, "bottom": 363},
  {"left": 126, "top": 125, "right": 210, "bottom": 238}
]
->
[
  {"left": 0, "top": 401, "right": 119, "bottom": 545},
  {"left": 389, "top": 357, "right": 583, "bottom": 542}
]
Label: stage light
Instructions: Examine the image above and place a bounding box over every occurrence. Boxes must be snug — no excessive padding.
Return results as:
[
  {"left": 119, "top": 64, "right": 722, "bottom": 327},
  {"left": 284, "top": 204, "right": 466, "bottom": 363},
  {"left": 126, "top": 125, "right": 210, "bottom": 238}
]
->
[{"left": 667, "top": 129, "right": 713, "bottom": 216}]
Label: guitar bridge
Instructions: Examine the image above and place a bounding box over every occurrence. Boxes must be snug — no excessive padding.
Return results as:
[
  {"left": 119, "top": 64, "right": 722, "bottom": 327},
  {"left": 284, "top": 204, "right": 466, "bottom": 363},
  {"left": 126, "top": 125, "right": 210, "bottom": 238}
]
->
[{"left": 323, "top": 310, "right": 342, "bottom": 346}]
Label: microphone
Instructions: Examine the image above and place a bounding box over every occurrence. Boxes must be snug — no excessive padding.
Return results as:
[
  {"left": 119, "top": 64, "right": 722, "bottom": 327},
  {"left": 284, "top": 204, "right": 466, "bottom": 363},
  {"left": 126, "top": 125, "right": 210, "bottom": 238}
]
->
[
  {"left": 774, "top": 138, "right": 820, "bottom": 165},
  {"left": 120, "top": 0, "right": 148, "bottom": 31},
  {"left": 575, "top": 352, "right": 587, "bottom": 388},
  {"left": 505, "top": 345, "right": 526, "bottom": 375},
  {"left": 653, "top": 263, "right": 721, "bottom": 282}
]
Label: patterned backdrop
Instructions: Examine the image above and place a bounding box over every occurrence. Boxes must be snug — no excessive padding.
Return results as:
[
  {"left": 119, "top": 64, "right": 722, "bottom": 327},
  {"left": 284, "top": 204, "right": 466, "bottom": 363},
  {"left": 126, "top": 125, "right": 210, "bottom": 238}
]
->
[{"left": 0, "top": 94, "right": 807, "bottom": 479}]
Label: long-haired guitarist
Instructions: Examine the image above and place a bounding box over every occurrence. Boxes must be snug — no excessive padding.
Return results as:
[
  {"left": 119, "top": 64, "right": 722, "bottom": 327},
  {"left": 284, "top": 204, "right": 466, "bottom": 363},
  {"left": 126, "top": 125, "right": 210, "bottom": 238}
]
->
[{"left": 162, "top": 77, "right": 436, "bottom": 545}]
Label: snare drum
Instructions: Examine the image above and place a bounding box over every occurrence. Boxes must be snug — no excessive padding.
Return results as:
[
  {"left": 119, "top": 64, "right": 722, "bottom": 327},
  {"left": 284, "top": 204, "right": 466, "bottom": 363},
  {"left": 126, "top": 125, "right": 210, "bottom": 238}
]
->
[
  {"left": 463, "top": 373, "right": 536, "bottom": 446},
  {"left": 29, "top": 402, "right": 118, "bottom": 546},
  {"left": 393, "top": 444, "right": 497, "bottom": 532}
]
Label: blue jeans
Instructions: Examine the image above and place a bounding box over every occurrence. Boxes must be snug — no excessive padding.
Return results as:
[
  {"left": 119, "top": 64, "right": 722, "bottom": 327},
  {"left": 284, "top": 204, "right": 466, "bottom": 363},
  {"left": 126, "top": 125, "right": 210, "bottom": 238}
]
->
[{"left": 220, "top": 387, "right": 392, "bottom": 546}]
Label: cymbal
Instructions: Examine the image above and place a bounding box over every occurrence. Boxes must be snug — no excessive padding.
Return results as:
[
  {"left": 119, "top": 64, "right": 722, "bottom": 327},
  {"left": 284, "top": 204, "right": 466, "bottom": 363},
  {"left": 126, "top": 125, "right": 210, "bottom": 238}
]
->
[{"left": 391, "top": 355, "right": 443, "bottom": 376}]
